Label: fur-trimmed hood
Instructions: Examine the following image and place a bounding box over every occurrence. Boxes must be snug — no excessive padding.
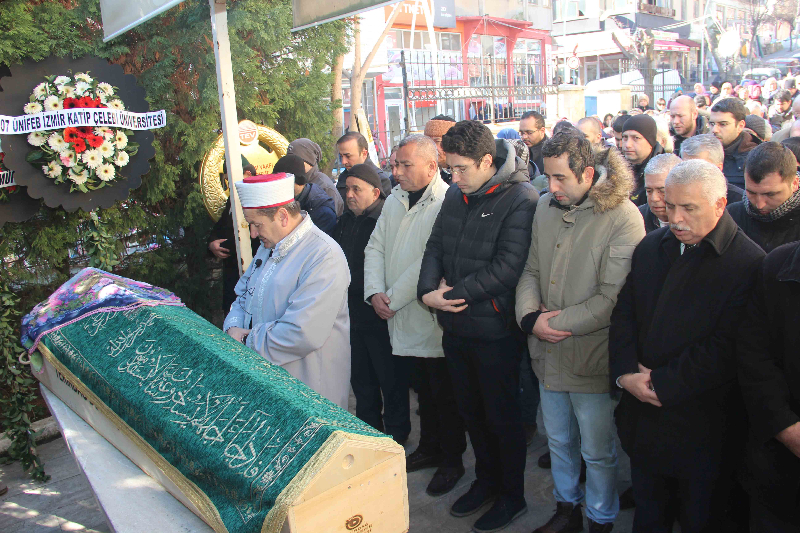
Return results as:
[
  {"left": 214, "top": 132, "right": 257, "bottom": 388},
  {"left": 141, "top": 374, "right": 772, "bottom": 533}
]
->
[{"left": 588, "top": 146, "right": 635, "bottom": 214}]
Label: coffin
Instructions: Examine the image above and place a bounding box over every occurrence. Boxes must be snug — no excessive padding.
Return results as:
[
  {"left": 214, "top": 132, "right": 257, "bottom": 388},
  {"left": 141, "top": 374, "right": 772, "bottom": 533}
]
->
[{"left": 22, "top": 268, "right": 408, "bottom": 533}]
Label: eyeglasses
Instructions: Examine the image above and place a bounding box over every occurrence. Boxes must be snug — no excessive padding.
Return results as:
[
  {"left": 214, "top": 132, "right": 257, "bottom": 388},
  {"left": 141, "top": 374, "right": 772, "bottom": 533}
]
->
[{"left": 451, "top": 164, "right": 477, "bottom": 175}]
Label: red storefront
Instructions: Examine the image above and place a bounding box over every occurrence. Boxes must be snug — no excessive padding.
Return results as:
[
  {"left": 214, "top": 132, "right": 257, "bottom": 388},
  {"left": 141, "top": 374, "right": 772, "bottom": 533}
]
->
[{"left": 369, "top": 8, "right": 552, "bottom": 158}]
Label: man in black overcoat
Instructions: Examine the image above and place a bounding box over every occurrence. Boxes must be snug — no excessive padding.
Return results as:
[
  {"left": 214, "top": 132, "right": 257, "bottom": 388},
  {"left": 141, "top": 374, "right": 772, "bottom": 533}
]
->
[
  {"left": 609, "top": 159, "right": 765, "bottom": 532},
  {"left": 737, "top": 240, "right": 800, "bottom": 532}
]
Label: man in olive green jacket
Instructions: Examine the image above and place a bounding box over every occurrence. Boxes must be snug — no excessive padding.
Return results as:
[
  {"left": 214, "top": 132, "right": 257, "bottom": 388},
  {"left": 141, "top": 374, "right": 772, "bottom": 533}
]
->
[{"left": 516, "top": 133, "right": 645, "bottom": 533}]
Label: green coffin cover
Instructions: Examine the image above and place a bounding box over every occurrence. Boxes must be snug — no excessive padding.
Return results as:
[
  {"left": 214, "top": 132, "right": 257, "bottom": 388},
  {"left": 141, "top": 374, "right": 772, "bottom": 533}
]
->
[{"left": 37, "top": 304, "right": 389, "bottom": 533}]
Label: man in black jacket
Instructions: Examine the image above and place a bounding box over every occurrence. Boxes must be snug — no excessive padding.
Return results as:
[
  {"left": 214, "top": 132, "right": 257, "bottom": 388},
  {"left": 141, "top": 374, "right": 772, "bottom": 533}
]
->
[
  {"left": 610, "top": 159, "right": 765, "bottom": 532},
  {"left": 207, "top": 162, "right": 260, "bottom": 313},
  {"left": 621, "top": 114, "right": 665, "bottom": 206},
  {"left": 417, "top": 120, "right": 538, "bottom": 533},
  {"left": 710, "top": 97, "right": 762, "bottom": 188},
  {"left": 640, "top": 153, "right": 682, "bottom": 233},
  {"left": 737, "top": 240, "right": 800, "bottom": 532},
  {"left": 287, "top": 138, "right": 344, "bottom": 216},
  {"left": 727, "top": 142, "right": 800, "bottom": 253},
  {"left": 669, "top": 95, "right": 709, "bottom": 155},
  {"left": 680, "top": 133, "right": 745, "bottom": 203},
  {"left": 333, "top": 163, "right": 410, "bottom": 443},
  {"left": 519, "top": 111, "right": 548, "bottom": 178},
  {"left": 335, "top": 132, "right": 393, "bottom": 207},
  {"left": 273, "top": 155, "right": 337, "bottom": 235}
]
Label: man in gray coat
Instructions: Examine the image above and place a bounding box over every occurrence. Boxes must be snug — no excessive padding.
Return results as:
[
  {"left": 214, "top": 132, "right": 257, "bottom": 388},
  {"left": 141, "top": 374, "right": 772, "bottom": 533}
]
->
[{"left": 516, "top": 133, "right": 645, "bottom": 533}]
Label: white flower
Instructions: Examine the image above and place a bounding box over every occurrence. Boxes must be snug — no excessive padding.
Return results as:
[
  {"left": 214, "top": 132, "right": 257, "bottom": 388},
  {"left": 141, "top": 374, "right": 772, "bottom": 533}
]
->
[
  {"left": 81, "top": 149, "right": 102, "bottom": 169},
  {"left": 46, "top": 161, "right": 63, "bottom": 178},
  {"left": 107, "top": 99, "right": 125, "bottom": 111},
  {"left": 96, "top": 82, "right": 114, "bottom": 97},
  {"left": 98, "top": 140, "right": 115, "bottom": 158},
  {"left": 74, "top": 73, "right": 93, "bottom": 83},
  {"left": 69, "top": 169, "right": 88, "bottom": 185},
  {"left": 24, "top": 102, "right": 43, "bottom": 115},
  {"left": 33, "top": 82, "right": 49, "bottom": 99},
  {"left": 114, "top": 151, "right": 129, "bottom": 167},
  {"left": 94, "top": 127, "right": 114, "bottom": 138},
  {"left": 59, "top": 150, "right": 77, "bottom": 168},
  {"left": 115, "top": 131, "right": 128, "bottom": 149},
  {"left": 74, "top": 81, "right": 90, "bottom": 96},
  {"left": 97, "top": 163, "right": 115, "bottom": 182},
  {"left": 58, "top": 85, "right": 75, "bottom": 98},
  {"left": 27, "top": 131, "right": 47, "bottom": 146},
  {"left": 43, "top": 95, "right": 62, "bottom": 111},
  {"left": 54, "top": 76, "right": 70, "bottom": 85},
  {"left": 48, "top": 133, "right": 68, "bottom": 152}
]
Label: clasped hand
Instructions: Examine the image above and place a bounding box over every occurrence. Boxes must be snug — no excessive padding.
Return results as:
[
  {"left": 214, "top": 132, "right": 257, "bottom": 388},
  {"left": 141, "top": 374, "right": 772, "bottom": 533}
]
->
[
  {"left": 532, "top": 303, "right": 572, "bottom": 343},
  {"left": 619, "top": 363, "right": 662, "bottom": 407},
  {"left": 422, "top": 279, "right": 468, "bottom": 313}
]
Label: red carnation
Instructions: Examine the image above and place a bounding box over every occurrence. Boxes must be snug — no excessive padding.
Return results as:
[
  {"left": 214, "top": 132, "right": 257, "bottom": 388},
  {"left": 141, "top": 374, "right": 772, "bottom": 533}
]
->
[
  {"left": 63, "top": 98, "right": 78, "bottom": 109},
  {"left": 78, "top": 96, "right": 95, "bottom": 108},
  {"left": 76, "top": 126, "right": 93, "bottom": 138},
  {"left": 7, "top": 186, "right": 17, "bottom": 193},
  {"left": 86, "top": 135, "right": 104, "bottom": 148},
  {"left": 93, "top": 97, "right": 106, "bottom": 108},
  {"left": 73, "top": 139, "right": 87, "bottom": 153},
  {"left": 63, "top": 128, "right": 81, "bottom": 143}
]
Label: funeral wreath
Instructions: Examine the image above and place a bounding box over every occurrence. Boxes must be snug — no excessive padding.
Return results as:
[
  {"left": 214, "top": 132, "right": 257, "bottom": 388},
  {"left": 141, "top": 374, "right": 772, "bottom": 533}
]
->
[{"left": 23, "top": 72, "right": 139, "bottom": 193}]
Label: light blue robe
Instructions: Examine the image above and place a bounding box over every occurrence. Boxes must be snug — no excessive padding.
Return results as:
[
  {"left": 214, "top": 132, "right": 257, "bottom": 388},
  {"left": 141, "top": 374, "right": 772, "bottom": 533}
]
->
[{"left": 223, "top": 214, "right": 351, "bottom": 409}]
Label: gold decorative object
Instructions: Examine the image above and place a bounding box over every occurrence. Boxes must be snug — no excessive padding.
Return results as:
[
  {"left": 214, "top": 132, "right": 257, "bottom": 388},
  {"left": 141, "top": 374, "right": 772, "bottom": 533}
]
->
[{"left": 199, "top": 121, "right": 290, "bottom": 221}]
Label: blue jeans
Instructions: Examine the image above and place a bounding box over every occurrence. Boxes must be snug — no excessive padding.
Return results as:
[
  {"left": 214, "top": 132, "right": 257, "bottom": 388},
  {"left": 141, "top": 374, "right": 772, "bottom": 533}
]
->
[{"left": 539, "top": 384, "right": 619, "bottom": 524}]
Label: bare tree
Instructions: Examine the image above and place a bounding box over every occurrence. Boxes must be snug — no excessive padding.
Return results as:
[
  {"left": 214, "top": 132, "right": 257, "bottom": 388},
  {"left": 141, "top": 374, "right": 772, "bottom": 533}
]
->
[
  {"left": 612, "top": 28, "right": 655, "bottom": 102},
  {"left": 349, "top": 3, "right": 403, "bottom": 131},
  {"left": 745, "top": 0, "right": 771, "bottom": 69},
  {"left": 773, "top": 0, "right": 799, "bottom": 51}
]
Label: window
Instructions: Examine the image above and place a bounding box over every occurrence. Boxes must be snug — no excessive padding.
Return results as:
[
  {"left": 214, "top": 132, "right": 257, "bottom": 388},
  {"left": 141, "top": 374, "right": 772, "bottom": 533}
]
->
[
  {"left": 716, "top": 6, "right": 724, "bottom": 24},
  {"left": 738, "top": 10, "right": 745, "bottom": 21},
  {"left": 439, "top": 33, "right": 462, "bottom": 51},
  {"left": 529, "top": 0, "right": 538, "bottom": 5},
  {"left": 681, "top": 0, "right": 687, "bottom": 19},
  {"left": 694, "top": 1, "right": 699, "bottom": 17},
  {"left": 553, "top": 0, "right": 586, "bottom": 20}
]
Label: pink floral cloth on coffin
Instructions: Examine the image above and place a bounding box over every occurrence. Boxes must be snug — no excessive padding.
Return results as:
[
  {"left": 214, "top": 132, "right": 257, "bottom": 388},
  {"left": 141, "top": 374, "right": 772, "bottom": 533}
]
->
[{"left": 21, "top": 267, "right": 183, "bottom": 353}]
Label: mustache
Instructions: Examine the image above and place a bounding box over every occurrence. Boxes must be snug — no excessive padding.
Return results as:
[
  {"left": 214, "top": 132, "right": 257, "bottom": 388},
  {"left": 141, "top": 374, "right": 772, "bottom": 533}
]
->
[{"left": 670, "top": 223, "right": 691, "bottom": 231}]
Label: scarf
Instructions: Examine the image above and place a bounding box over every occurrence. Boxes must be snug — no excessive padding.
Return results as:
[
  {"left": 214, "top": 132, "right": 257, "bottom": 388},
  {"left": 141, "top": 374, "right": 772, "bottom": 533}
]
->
[{"left": 743, "top": 185, "right": 800, "bottom": 222}]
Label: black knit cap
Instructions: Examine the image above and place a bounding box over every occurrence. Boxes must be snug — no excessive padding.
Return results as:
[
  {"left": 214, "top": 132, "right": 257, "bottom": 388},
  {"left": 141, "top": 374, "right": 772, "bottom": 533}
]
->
[
  {"left": 273, "top": 154, "right": 308, "bottom": 185},
  {"left": 346, "top": 163, "right": 384, "bottom": 196},
  {"left": 622, "top": 114, "right": 657, "bottom": 149}
]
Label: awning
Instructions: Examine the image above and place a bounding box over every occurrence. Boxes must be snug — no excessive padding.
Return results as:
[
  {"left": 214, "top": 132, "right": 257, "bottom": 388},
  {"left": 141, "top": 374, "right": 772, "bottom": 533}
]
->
[
  {"left": 676, "top": 38, "right": 701, "bottom": 48},
  {"left": 654, "top": 40, "right": 691, "bottom": 52}
]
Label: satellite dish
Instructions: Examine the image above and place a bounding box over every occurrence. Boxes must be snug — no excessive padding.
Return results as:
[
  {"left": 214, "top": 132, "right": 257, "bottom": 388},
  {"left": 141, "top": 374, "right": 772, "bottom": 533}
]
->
[{"left": 718, "top": 30, "right": 741, "bottom": 58}]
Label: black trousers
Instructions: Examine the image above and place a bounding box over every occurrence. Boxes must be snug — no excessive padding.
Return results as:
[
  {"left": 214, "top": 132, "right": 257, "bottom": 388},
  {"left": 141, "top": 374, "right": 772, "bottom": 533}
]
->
[
  {"left": 350, "top": 326, "right": 411, "bottom": 441},
  {"left": 443, "top": 333, "right": 526, "bottom": 502},
  {"left": 630, "top": 463, "right": 728, "bottom": 533},
  {"left": 750, "top": 497, "right": 800, "bottom": 533},
  {"left": 414, "top": 356, "right": 467, "bottom": 468}
]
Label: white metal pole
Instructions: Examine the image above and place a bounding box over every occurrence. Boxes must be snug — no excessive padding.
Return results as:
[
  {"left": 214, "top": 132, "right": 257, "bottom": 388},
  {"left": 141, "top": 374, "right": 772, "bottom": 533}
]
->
[
  {"left": 209, "top": 0, "right": 253, "bottom": 275},
  {"left": 420, "top": 0, "right": 443, "bottom": 115}
]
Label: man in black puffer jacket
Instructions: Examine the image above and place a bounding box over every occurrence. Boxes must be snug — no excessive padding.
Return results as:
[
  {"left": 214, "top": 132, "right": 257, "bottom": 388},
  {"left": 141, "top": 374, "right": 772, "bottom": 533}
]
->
[{"left": 418, "top": 120, "right": 539, "bottom": 533}]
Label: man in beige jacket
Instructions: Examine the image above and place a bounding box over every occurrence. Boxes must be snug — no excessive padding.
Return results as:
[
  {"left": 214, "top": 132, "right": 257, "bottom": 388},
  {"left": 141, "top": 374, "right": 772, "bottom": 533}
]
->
[
  {"left": 516, "top": 133, "right": 645, "bottom": 533},
  {"left": 363, "top": 135, "right": 465, "bottom": 496}
]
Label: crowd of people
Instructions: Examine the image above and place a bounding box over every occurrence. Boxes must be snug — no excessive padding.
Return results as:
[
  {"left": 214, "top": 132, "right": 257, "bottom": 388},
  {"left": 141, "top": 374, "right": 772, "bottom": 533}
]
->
[{"left": 209, "top": 81, "right": 800, "bottom": 533}]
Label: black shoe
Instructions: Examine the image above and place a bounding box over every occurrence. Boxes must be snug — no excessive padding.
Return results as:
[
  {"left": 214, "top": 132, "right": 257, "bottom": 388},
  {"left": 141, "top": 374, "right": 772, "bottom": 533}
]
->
[
  {"left": 426, "top": 465, "right": 465, "bottom": 496},
  {"left": 450, "top": 480, "right": 498, "bottom": 517},
  {"left": 524, "top": 423, "right": 538, "bottom": 447},
  {"left": 619, "top": 487, "right": 635, "bottom": 510},
  {"left": 533, "top": 501, "right": 583, "bottom": 533},
  {"left": 473, "top": 497, "right": 527, "bottom": 533},
  {"left": 587, "top": 519, "right": 613, "bottom": 533},
  {"left": 538, "top": 450, "right": 551, "bottom": 469},
  {"left": 406, "top": 448, "right": 442, "bottom": 472}
]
